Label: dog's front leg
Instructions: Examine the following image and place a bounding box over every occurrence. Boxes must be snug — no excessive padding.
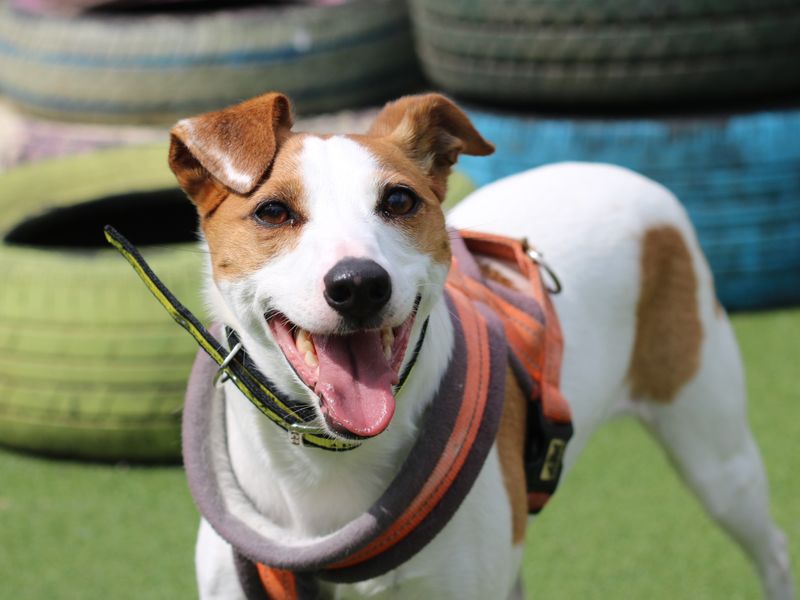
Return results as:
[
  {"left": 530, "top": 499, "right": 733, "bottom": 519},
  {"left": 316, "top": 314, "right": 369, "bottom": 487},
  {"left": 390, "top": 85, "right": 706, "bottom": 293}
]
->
[{"left": 196, "top": 519, "right": 246, "bottom": 600}]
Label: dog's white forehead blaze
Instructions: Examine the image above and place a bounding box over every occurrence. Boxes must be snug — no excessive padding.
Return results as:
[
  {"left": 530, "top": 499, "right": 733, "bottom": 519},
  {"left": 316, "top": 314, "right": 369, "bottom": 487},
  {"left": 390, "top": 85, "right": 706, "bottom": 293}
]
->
[{"left": 299, "top": 135, "right": 382, "bottom": 248}]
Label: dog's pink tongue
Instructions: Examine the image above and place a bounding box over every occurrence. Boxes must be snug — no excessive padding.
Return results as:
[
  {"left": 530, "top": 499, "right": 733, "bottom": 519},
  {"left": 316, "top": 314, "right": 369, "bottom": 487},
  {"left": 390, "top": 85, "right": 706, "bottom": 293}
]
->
[{"left": 313, "top": 330, "right": 396, "bottom": 438}]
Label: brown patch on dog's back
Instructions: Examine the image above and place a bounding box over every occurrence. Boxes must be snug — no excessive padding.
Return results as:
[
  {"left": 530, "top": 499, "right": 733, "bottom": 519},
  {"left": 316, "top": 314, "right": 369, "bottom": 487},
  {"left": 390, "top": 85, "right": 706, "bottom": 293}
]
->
[
  {"left": 497, "top": 366, "right": 528, "bottom": 545},
  {"left": 628, "top": 226, "right": 702, "bottom": 402}
]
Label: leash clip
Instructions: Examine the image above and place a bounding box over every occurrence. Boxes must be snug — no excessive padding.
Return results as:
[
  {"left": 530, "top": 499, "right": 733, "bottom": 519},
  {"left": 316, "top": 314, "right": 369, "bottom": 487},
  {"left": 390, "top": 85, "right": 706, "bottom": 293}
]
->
[
  {"left": 522, "top": 239, "right": 563, "bottom": 295},
  {"left": 213, "top": 342, "right": 243, "bottom": 387}
]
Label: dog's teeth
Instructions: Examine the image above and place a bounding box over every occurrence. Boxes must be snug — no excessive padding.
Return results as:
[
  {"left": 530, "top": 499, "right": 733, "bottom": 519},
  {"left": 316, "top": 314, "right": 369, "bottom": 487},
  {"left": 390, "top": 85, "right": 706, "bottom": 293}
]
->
[
  {"left": 381, "top": 328, "right": 394, "bottom": 361},
  {"left": 296, "top": 328, "right": 313, "bottom": 354},
  {"left": 304, "top": 350, "right": 319, "bottom": 368}
]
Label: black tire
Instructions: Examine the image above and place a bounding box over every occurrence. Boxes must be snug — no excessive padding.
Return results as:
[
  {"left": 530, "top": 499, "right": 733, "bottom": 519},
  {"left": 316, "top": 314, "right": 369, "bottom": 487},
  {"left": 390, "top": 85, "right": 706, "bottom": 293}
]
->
[
  {"left": 0, "top": 1, "right": 422, "bottom": 124},
  {"left": 416, "top": 0, "right": 799, "bottom": 24},
  {"left": 410, "top": 0, "right": 800, "bottom": 106},
  {"left": 0, "top": 144, "right": 204, "bottom": 461}
]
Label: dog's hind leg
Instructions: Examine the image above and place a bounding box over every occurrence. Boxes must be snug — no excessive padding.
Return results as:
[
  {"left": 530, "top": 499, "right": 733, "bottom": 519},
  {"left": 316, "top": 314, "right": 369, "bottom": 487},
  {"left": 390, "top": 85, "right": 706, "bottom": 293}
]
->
[{"left": 633, "top": 311, "right": 794, "bottom": 600}]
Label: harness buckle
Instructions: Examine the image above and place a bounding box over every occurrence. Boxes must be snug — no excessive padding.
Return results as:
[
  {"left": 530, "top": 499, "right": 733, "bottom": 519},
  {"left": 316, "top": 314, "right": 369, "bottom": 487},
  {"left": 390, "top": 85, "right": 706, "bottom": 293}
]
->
[
  {"left": 521, "top": 238, "right": 563, "bottom": 295},
  {"left": 525, "top": 396, "right": 573, "bottom": 514},
  {"left": 213, "top": 342, "right": 243, "bottom": 387}
]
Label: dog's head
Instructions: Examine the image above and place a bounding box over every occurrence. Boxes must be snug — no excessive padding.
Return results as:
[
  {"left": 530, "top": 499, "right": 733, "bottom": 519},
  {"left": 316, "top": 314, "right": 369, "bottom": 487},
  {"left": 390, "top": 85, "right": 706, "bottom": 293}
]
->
[{"left": 169, "top": 92, "right": 493, "bottom": 440}]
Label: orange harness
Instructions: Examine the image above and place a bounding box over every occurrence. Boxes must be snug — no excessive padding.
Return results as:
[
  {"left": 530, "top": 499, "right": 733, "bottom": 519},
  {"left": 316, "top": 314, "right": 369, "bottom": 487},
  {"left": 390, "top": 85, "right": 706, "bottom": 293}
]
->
[
  {"left": 250, "top": 231, "right": 573, "bottom": 599},
  {"left": 450, "top": 230, "right": 573, "bottom": 513}
]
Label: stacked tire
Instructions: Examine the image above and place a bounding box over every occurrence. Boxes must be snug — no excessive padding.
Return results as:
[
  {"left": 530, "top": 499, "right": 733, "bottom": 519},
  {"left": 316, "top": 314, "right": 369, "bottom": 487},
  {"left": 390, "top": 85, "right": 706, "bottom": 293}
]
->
[
  {"left": 0, "top": 0, "right": 422, "bottom": 124},
  {"left": 410, "top": 0, "right": 800, "bottom": 309},
  {"left": 411, "top": 0, "right": 800, "bottom": 107}
]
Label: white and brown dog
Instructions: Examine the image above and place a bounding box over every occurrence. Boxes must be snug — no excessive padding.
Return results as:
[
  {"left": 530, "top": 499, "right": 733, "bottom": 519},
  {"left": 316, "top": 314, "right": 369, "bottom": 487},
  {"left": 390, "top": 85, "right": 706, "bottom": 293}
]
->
[{"left": 167, "top": 92, "right": 794, "bottom": 599}]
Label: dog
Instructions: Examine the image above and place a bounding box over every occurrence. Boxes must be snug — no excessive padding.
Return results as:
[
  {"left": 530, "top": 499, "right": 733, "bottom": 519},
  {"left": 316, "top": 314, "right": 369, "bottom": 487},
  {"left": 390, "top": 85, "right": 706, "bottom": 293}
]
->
[{"left": 167, "top": 92, "right": 794, "bottom": 600}]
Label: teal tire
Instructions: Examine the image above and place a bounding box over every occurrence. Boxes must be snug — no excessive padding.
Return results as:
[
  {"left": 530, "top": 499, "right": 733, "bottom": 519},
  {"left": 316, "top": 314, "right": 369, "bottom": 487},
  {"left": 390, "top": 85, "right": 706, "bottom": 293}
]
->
[{"left": 0, "top": 1, "right": 421, "bottom": 124}]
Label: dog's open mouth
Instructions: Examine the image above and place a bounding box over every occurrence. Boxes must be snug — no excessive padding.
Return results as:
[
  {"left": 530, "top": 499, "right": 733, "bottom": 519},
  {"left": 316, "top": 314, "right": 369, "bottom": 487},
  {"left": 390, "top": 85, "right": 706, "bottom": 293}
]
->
[{"left": 266, "top": 298, "right": 420, "bottom": 439}]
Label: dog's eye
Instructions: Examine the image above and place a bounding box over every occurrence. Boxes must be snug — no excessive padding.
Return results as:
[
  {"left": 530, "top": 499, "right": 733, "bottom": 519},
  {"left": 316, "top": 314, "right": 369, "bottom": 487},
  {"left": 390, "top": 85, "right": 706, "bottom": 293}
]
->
[
  {"left": 254, "top": 201, "right": 292, "bottom": 226},
  {"left": 380, "top": 187, "right": 420, "bottom": 218}
]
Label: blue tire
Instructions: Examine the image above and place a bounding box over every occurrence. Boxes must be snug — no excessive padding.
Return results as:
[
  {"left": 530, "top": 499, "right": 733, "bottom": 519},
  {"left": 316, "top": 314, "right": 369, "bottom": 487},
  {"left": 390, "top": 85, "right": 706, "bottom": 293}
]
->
[{"left": 458, "top": 107, "right": 800, "bottom": 310}]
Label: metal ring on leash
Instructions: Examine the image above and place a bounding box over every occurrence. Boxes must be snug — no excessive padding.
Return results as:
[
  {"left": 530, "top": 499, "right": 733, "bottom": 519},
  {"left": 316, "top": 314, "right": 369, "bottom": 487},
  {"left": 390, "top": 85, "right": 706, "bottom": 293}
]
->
[
  {"left": 522, "top": 239, "right": 563, "bottom": 295},
  {"left": 211, "top": 340, "right": 332, "bottom": 445},
  {"left": 213, "top": 342, "right": 243, "bottom": 387}
]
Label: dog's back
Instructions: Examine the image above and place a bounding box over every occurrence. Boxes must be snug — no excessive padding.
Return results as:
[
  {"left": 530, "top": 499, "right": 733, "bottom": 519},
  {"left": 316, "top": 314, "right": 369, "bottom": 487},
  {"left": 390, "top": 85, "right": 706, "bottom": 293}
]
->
[{"left": 449, "top": 162, "right": 794, "bottom": 599}]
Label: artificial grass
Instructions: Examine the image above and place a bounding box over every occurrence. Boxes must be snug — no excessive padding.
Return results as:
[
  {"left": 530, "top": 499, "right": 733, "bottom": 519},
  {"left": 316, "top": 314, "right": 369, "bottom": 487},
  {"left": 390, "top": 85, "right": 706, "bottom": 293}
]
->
[
  {"left": 524, "top": 309, "right": 800, "bottom": 598},
  {"left": 1, "top": 309, "right": 798, "bottom": 599},
  {"left": 0, "top": 457, "right": 198, "bottom": 599}
]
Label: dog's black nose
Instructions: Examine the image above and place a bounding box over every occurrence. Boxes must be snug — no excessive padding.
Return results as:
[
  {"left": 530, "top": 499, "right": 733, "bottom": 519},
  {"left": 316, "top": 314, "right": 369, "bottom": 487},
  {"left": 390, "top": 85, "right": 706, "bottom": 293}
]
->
[{"left": 324, "top": 258, "right": 392, "bottom": 320}]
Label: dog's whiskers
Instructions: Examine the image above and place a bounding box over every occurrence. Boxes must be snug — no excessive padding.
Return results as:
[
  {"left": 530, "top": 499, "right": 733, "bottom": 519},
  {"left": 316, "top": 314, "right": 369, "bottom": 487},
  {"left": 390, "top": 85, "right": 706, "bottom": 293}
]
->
[{"left": 263, "top": 308, "right": 282, "bottom": 322}]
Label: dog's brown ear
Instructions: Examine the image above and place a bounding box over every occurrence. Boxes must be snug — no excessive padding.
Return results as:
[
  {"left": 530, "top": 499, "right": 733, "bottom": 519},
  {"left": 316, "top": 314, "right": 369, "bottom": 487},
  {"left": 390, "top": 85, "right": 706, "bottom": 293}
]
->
[
  {"left": 368, "top": 93, "right": 494, "bottom": 200},
  {"left": 168, "top": 92, "right": 293, "bottom": 211}
]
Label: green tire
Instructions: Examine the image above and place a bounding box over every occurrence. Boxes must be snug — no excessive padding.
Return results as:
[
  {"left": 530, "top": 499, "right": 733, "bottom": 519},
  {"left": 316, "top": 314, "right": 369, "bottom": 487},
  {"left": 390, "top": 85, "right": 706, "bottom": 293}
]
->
[
  {"left": 0, "top": 142, "right": 475, "bottom": 461},
  {"left": 0, "top": 144, "right": 204, "bottom": 461},
  {"left": 410, "top": 0, "right": 800, "bottom": 105}
]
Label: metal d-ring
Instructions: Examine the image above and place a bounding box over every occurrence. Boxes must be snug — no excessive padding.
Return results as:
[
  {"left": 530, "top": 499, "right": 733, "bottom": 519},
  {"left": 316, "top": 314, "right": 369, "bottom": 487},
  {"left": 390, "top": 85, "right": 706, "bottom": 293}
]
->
[
  {"left": 286, "top": 422, "right": 326, "bottom": 434},
  {"left": 523, "top": 239, "right": 563, "bottom": 295},
  {"left": 286, "top": 412, "right": 345, "bottom": 446},
  {"left": 213, "top": 342, "right": 243, "bottom": 387}
]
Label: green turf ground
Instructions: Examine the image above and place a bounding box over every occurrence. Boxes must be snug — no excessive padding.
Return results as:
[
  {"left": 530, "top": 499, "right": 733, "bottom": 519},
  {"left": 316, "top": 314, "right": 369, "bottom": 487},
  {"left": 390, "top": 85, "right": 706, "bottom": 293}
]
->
[{"left": 1, "top": 309, "right": 798, "bottom": 599}]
